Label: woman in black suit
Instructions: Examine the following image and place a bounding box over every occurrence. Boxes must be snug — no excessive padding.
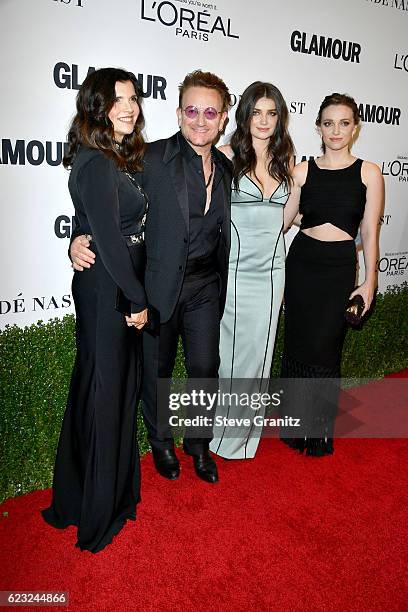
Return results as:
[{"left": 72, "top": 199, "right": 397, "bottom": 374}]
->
[{"left": 42, "top": 68, "right": 148, "bottom": 552}]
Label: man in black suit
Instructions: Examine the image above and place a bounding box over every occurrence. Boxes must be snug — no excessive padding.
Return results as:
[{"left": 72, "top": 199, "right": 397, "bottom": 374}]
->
[{"left": 70, "top": 70, "right": 232, "bottom": 483}]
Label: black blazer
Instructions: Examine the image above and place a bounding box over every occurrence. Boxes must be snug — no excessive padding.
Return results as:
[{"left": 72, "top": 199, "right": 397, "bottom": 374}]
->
[
  {"left": 142, "top": 132, "right": 232, "bottom": 324},
  {"left": 68, "top": 146, "right": 147, "bottom": 312}
]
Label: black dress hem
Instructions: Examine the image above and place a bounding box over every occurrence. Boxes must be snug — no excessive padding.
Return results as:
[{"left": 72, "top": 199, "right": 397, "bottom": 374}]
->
[{"left": 42, "top": 505, "right": 139, "bottom": 554}]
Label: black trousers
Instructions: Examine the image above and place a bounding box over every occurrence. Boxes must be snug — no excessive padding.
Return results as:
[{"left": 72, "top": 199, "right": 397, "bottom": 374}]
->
[{"left": 142, "top": 274, "right": 220, "bottom": 454}]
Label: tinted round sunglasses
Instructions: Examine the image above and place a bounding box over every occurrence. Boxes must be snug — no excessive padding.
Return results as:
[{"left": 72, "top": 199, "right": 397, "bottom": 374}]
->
[{"left": 182, "top": 106, "right": 222, "bottom": 120}]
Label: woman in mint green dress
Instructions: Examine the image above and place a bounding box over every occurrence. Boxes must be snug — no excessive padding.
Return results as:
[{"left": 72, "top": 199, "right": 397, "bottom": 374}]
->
[{"left": 210, "top": 82, "right": 294, "bottom": 459}]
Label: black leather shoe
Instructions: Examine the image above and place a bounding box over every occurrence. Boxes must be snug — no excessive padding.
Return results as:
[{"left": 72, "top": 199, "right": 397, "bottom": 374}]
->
[
  {"left": 151, "top": 447, "right": 180, "bottom": 480},
  {"left": 189, "top": 451, "right": 219, "bottom": 484}
]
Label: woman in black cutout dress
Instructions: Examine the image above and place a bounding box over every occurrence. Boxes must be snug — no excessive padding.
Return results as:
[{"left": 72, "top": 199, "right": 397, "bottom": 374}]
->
[
  {"left": 42, "top": 68, "right": 148, "bottom": 552},
  {"left": 281, "top": 93, "right": 383, "bottom": 456}
]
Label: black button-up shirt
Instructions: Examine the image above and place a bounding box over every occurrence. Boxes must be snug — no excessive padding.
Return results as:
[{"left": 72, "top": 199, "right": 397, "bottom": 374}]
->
[{"left": 178, "top": 133, "right": 225, "bottom": 261}]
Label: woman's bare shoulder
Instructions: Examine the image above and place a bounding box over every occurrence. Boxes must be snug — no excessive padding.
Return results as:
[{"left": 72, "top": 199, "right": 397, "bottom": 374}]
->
[{"left": 293, "top": 160, "right": 309, "bottom": 186}]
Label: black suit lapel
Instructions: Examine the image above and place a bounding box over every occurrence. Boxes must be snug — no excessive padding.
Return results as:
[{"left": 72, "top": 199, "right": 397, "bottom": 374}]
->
[
  {"left": 163, "top": 133, "right": 189, "bottom": 231},
  {"left": 168, "top": 154, "right": 189, "bottom": 230},
  {"left": 221, "top": 169, "right": 231, "bottom": 248},
  {"left": 215, "top": 151, "right": 232, "bottom": 249}
]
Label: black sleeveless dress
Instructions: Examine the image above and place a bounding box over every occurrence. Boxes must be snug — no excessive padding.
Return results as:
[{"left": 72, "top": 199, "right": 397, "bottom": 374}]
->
[
  {"left": 280, "top": 158, "right": 366, "bottom": 456},
  {"left": 42, "top": 147, "right": 147, "bottom": 552}
]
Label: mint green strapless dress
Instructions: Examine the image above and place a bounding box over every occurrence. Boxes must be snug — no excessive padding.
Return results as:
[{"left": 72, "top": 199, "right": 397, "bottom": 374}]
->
[{"left": 210, "top": 175, "right": 289, "bottom": 459}]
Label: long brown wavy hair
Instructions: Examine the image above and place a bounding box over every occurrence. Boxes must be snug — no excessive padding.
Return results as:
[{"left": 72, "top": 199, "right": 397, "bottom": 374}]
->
[
  {"left": 230, "top": 82, "right": 294, "bottom": 191},
  {"left": 63, "top": 68, "right": 145, "bottom": 172}
]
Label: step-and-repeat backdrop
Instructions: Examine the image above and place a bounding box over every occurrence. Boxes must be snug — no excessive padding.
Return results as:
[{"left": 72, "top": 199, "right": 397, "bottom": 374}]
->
[{"left": 1, "top": 0, "right": 407, "bottom": 329}]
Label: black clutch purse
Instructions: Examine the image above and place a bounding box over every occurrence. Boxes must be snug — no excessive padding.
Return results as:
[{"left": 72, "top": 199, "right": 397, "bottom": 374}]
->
[
  {"left": 115, "top": 288, "right": 160, "bottom": 336},
  {"left": 345, "top": 294, "right": 365, "bottom": 326}
]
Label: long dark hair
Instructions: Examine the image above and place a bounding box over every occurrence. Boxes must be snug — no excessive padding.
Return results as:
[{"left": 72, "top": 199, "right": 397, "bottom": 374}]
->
[
  {"left": 316, "top": 92, "right": 360, "bottom": 153},
  {"left": 63, "top": 67, "right": 145, "bottom": 172},
  {"left": 230, "top": 82, "right": 294, "bottom": 191}
]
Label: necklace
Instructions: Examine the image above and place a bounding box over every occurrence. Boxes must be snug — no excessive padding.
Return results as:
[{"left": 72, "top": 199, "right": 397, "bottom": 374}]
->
[
  {"left": 123, "top": 170, "right": 149, "bottom": 228},
  {"left": 205, "top": 160, "right": 214, "bottom": 188},
  {"left": 123, "top": 170, "right": 145, "bottom": 195}
]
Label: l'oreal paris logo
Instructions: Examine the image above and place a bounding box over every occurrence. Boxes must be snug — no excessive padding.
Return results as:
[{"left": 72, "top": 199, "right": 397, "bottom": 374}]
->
[
  {"left": 377, "top": 253, "right": 408, "bottom": 277},
  {"left": 140, "top": 0, "right": 239, "bottom": 42},
  {"left": 394, "top": 53, "right": 408, "bottom": 71},
  {"left": 381, "top": 157, "right": 408, "bottom": 181}
]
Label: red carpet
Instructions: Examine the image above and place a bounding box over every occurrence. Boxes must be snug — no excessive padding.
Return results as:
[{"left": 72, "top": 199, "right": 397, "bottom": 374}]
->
[{"left": 1, "top": 373, "right": 407, "bottom": 611}]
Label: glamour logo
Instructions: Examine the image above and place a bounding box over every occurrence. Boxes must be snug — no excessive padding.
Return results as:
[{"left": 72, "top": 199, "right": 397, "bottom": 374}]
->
[
  {"left": 394, "top": 53, "right": 408, "bottom": 71},
  {"left": 290, "top": 31, "right": 361, "bottom": 63},
  {"left": 365, "top": 0, "right": 408, "bottom": 12},
  {"left": 53, "top": 63, "right": 167, "bottom": 99},
  {"left": 55, "top": 215, "right": 76, "bottom": 239},
  {"left": 0, "top": 140, "right": 68, "bottom": 166},
  {"left": 377, "top": 253, "right": 408, "bottom": 277},
  {"left": 140, "top": 0, "right": 239, "bottom": 42},
  {"left": 358, "top": 104, "right": 401, "bottom": 125},
  {"left": 381, "top": 156, "right": 408, "bottom": 181}
]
